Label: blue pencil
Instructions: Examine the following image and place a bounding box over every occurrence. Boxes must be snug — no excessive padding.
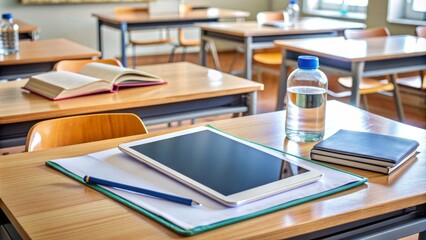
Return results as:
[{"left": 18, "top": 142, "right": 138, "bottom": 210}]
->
[{"left": 84, "top": 175, "right": 201, "bottom": 207}]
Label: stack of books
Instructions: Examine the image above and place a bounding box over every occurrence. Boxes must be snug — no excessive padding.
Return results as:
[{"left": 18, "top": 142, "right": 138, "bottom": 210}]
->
[{"left": 310, "top": 130, "right": 419, "bottom": 174}]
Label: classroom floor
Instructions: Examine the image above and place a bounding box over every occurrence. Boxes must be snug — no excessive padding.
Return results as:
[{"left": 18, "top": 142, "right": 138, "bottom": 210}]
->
[{"left": 134, "top": 50, "right": 426, "bottom": 132}]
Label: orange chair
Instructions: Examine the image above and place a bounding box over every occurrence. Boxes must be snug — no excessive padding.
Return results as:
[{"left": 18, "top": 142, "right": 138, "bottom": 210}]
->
[
  {"left": 252, "top": 11, "right": 285, "bottom": 82},
  {"left": 227, "top": 11, "right": 284, "bottom": 80},
  {"left": 339, "top": 27, "right": 404, "bottom": 121},
  {"left": 168, "top": 4, "right": 221, "bottom": 70},
  {"left": 25, "top": 113, "right": 148, "bottom": 152},
  {"left": 53, "top": 58, "right": 122, "bottom": 72},
  {"left": 115, "top": 7, "right": 173, "bottom": 68}
]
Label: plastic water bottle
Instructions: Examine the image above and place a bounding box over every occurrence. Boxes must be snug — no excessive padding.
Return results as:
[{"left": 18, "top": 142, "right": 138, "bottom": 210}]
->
[
  {"left": 285, "top": 56, "right": 328, "bottom": 142},
  {"left": 0, "top": 13, "right": 19, "bottom": 55},
  {"left": 285, "top": 0, "right": 300, "bottom": 27}
]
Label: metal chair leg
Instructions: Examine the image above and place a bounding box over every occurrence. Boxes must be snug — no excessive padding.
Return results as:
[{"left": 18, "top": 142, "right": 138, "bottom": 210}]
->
[
  {"left": 182, "top": 47, "right": 187, "bottom": 61},
  {"left": 361, "top": 95, "right": 369, "bottom": 110},
  {"left": 168, "top": 46, "right": 177, "bottom": 63},
  {"left": 132, "top": 46, "right": 137, "bottom": 69},
  {"left": 389, "top": 74, "right": 405, "bottom": 122},
  {"left": 207, "top": 40, "right": 221, "bottom": 71}
]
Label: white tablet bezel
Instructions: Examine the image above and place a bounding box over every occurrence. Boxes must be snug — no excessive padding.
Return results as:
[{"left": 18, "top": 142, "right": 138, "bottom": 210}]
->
[{"left": 118, "top": 126, "right": 322, "bottom": 207}]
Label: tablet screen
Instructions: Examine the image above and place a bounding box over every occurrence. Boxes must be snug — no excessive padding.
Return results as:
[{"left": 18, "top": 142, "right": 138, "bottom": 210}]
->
[{"left": 130, "top": 129, "right": 310, "bottom": 196}]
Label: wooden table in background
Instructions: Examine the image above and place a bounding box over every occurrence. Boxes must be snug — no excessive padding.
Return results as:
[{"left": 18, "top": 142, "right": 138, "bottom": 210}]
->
[
  {"left": 92, "top": 8, "right": 249, "bottom": 67},
  {"left": 15, "top": 19, "right": 40, "bottom": 41},
  {"left": 0, "top": 62, "right": 262, "bottom": 149},
  {"left": 0, "top": 100, "right": 425, "bottom": 239},
  {"left": 0, "top": 38, "right": 101, "bottom": 80},
  {"left": 198, "top": 17, "right": 366, "bottom": 80},
  {"left": 274, "top": 35, "right": 426, "bottom": 120}
]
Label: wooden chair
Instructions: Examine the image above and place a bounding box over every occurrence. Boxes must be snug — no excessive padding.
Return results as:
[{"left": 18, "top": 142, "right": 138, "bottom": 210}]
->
[
  {"left": 252, "top": 11, "right": 285, "bottom": 82},
  {"left": 168, "top": 4, "right": 221, "bottom": 70},
  {"left": 115, "top": 7, "right": 173, "bottom": 68},
  {"left": 25, "top": 113, "right": 148, "bottom": 152},
  {"left": 339, "top": 27, "right": 404, "bottom": 121},
  {"left": 53, "top": 58, "right": 122, "bottom": 72}
]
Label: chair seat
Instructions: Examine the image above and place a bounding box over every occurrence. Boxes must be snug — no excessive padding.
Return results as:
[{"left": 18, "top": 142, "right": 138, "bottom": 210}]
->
[
  {"left": 338, "top": 77, "right": 394, "bottom": 95},
  {"left": 130, "top": 38, "right": 173, "bottom": 46},
  {"left": 253, "top": 52, "right": 282, "bottom": 65},
  {"left": 179, "top": 39, "right": 200, "bottom": 47}
]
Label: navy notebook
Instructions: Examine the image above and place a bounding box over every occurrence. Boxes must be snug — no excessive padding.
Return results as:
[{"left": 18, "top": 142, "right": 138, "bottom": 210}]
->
[{"left": 311, "top": 130, "right": 419, "bottom": 168}]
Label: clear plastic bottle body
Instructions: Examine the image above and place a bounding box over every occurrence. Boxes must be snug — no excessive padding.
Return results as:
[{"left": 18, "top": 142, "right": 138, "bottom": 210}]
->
[
  {"left": 285, "top": 0, "right": 300, "bottom": 27},
  {"left": 285, "top": 57, "right": 328, "bottom": 142},
  {"left": 0, "top": 13, "right": 19, "bottom": 55}
]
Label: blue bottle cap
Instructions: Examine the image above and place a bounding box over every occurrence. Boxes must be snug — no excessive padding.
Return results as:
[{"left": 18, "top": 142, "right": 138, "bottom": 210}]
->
[
  {"left": 2, "top": 13, "right": 13, "bottom": 20},
  {"left": 297, "top": 55, "right": 319, "bottom": 69},
  {"left": 290, "top": 0, "right": 298, "bottom": 4}
]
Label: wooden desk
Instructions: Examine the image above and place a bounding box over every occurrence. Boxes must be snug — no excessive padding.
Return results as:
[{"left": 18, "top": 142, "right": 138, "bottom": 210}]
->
[
  {"left": 198, "top": 17, "right": 366, "bottom": 80},
  {"left": 92, "top": 8, "right": 249, "bottom": 67},
  {"left": 0, "top": 100, "right": 424, "bottom": 239},
  {"left": 15, "top": 19, "right": 40, "bottom": 41},
  {"left": 274, "top": 35, "right": 426, "bottom": 120},
  {"left": 0, "top": 62, "right": 262, "bottom": 149},
  {"left": 0, "top": 38, "right": 101, "bottom": 80}
]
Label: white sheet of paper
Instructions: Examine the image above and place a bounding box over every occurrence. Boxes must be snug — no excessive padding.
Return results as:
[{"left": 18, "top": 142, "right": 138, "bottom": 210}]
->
[{"left": 52, "top": 147, "right": 362, "bottom": 230}]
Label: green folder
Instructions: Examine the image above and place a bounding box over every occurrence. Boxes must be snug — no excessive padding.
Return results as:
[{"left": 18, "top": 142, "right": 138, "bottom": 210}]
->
[{"left": 46, "top": 126, "right": 367, "bottom": 236}]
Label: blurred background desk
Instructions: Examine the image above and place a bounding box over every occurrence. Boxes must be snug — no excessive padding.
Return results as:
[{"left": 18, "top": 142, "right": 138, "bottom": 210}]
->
[
  {"left": 198, "top": 17, "right": 366, "bottom": 80},
  {"left": 274, "top": 36, "right": 426, "bottom": 116},
  {"left": 0, "top": 38, "right": 101, "bottom": 81},
  {"left": 92, "top": 8, "right": 249, "bottom": 67},
  {"left": 15, "top": 19, "right": 40, "bottom": 41}
]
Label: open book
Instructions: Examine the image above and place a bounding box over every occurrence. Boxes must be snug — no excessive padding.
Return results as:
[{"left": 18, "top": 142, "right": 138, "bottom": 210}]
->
[{"left": 23, "top": 62, "right": 166, "bottom": 100}]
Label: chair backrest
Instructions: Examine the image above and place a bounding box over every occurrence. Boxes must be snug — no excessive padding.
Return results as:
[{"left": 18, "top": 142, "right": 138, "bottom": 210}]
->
[
  {"left": 53, "top": 58, "right": 122, "bottom": 73},
  {"left": 25, "top": 113, "right": 148, "bottom": 152},
  {"left": 416, "top": 26, "right": 426, "bottom": 38},
  {"left": 256, "top": 11, "right": 284, "bottom": 24},
  {"left": 344, "top": 27, "right": 390, "bottom": 40},
  {"left": 114, "top": 7, "right": 148, "bottom": 15}
]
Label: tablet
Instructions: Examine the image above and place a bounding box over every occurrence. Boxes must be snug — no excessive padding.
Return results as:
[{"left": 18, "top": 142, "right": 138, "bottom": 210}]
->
[{"left": 119, "top": 126, "right": 322, "bottom": 207}]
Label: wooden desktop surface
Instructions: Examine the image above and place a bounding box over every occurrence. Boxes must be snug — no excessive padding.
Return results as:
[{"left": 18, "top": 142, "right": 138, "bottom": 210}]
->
[
  {"left": 274, "top": 35, "right": 426, "bottom": 62},
  {"left": 197, "top": 17, "right": 366, "bottom": 37},
  {"left": 93, "top": 8, "right": 249, "bottom": 24},
  {"left": 0, "top": 38, "right": 101, "bottom": 66},
  {"left": 0, "top": 62, "right": 262, "bottom": 124},
  {"left": 15, "top": 19, "right": 40, "bottom": 36},
  {"left": 0, "top": 101, "right": 424, "bottom": 239}
]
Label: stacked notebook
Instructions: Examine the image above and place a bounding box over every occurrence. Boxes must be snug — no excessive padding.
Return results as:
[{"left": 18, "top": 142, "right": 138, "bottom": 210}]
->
[{"left": 311, "top": 130, "right": 419, "bottom": 174}]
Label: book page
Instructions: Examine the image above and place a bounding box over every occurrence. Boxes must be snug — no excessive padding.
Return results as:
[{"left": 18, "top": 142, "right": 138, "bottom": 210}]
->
[
  {"left": 79, "top": 63, "right": 162, "bottom": 86},
  {"left": 31, "top": 71, "right": 103, "bottom": 90}
]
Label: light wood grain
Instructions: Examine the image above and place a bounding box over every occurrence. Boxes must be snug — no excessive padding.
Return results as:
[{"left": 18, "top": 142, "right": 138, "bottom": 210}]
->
[
  {"left": 0, "top": 100, "right": 425, "bottom": 239},
  {"left": 197, "top": 17, "right": 366, "bottom": 37},
  {"left": 93, "top": 8, "right": 249, "bottom": 25},
  {"left": 0, "top": 62, "right": 263, "bottom": 124},
  {"left": 274, "top": 35, "right": 426, "bottom": 62},
  {"left": 0, "top": 38, "right": 101, "bottom": 66}
]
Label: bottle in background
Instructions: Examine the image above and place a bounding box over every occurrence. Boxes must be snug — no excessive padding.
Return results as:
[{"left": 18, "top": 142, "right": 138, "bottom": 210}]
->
[
  {"left": 285, "top": 55, "right": 328, "bottom": 142},
  {"left": 0, "top": 13, "right": 20, "bottom": 55},
  {"left": 285, "top": 0, "right": 300, "bottom": 27}
]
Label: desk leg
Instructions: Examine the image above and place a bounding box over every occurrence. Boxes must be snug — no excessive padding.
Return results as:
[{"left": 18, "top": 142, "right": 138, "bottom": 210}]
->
[
  {"left": 389, "top": 74, "right": 405, "bottom": 122},
  {"left": 246, "top": 92, "right": 257, "bottom": 115},
  {"left": 199, "top": 30, "right": 207, "bottom": 67},
  {"left": 276, "top": 50, "right": 289, "bottom": 111},
  {"left": 244, "top": 37, "right": 253, "bottom": 80},
  {"left": 350, "top": 62, "right": 364, "bottom": 107},
  {"left": 120, "top": 22, "right": 128, "bottom": 67},
  {"left": 97, "top": 19, "right": 103, "bottom": 58}
]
